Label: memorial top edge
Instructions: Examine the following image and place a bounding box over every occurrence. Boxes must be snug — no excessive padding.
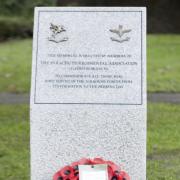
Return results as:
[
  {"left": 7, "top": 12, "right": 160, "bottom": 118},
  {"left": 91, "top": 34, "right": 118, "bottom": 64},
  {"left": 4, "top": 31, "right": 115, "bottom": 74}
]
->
[{"left": 34, "top": 7, "right": 146, "bottom": 13}]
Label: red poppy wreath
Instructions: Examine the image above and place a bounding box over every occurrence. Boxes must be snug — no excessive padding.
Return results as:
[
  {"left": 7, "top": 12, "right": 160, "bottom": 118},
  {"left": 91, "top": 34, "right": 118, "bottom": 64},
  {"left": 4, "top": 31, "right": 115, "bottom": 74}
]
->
[{"left": 53, "top": 157, "right": 130, "bottom": 180}]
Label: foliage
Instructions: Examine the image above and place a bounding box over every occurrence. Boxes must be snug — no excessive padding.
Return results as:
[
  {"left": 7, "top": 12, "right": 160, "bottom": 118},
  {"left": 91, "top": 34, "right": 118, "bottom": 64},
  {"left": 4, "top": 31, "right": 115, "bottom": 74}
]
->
[
  {"left": 0, "top": 0, "right": 55, "bottom": 39},
  {"left": 0, "top": 17, "right": 33, "bottom": 41},
  {"left": 0, "top": 0, "right": 55, "bottom": 17}
]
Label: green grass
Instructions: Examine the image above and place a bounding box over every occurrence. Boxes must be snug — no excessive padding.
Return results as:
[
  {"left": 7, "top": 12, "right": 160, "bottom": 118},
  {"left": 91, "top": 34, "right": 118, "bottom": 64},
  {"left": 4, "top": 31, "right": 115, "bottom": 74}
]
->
[
  {"left": 148, "top": 35, "right": 180, "bottom": 92},
  {"left": 0, "top": 35, "right": 180, "bottom": 93},
  {"left": 0, "top": 105, "right": 30, "bottom": 180},
  {"left": 147, "top": 103, "right": 180, "bottom": 180},
  {"left": 0, "top": 39, "right": 32, "bottom": 93},
  {"left": 0, "top": 103, "right": 180, "bottom": 179}
]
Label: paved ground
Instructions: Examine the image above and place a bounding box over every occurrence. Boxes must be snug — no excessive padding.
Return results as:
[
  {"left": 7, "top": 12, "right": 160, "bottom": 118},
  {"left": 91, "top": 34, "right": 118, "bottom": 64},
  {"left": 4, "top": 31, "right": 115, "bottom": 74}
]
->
[
  {"left": 0, "top": 93, "right": 30, "bottom": 104},
  {"left": 0, "top": 93, "right": 180, "bottom": 104},
  {"left": 148, "top": 93, "right": 180, "bottom": 104}
]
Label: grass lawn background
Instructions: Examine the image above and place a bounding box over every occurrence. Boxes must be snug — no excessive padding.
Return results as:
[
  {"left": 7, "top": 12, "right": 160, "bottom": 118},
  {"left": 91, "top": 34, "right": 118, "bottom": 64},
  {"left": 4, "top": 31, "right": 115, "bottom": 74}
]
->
[
  {"left": 0, "top": 35, "right": 180, "bottom": 93},
  {"left": 0, "top": 103, "right": 180, "bottom": 179}
]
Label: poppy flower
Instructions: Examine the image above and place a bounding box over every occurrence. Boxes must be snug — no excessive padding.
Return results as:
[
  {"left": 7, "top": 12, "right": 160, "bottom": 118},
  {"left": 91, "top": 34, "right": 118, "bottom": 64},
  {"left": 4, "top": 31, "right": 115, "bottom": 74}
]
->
[
  {"left": 107, "top": 164, "right": 114, "bottom": 179},
  {"left": 118, "top": 171, "right": 130, "bottom": 180},
  {"left": 92, "top": 157, "right": 106, "bottom": 164},
  {"left": 106, "top": 161, "right": 120, "bottom": 172},
  {"left": 61, "top": 166, "right": 74, "bottom": 178},
  {"left": 53, "top": 171, "right": 62, "bottom": 180},
  {"left": 71, "top": 158, "right": 91, "bottom": 166}
]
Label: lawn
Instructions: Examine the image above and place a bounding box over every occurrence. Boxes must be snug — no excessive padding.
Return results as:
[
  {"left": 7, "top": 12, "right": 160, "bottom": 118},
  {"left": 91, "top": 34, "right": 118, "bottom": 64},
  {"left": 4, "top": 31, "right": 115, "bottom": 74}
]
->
[
  {"left": 0, "top": 35, "right": 180, "bottom": 93},
  {"left": 0, "top": 39, "right": 32, "bottom": 93},
  {"left": 0, "top": 103, "right": 180, "bottom": 180},
  {"left": 147, "top": 103, "right": 180, "bottom": 179},
  {"left": 148, "top": 35, "right": 180, "bottom": 92},
  {"left": 0, "top": 105, "right": 29, "bottom": 180}
]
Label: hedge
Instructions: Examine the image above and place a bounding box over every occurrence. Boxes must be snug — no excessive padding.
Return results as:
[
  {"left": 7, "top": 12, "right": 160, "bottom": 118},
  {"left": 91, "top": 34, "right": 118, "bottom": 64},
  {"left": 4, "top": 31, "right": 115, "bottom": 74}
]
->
[{"left": 0, "top": 17, "right": 33, "bottom": 41}]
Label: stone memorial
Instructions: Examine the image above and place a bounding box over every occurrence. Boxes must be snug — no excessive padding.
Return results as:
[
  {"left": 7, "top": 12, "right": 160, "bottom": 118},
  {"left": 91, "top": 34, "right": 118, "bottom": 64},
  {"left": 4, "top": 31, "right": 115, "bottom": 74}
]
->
[{"left": 30, "top": 7, "right": 146, "bottom": 180}]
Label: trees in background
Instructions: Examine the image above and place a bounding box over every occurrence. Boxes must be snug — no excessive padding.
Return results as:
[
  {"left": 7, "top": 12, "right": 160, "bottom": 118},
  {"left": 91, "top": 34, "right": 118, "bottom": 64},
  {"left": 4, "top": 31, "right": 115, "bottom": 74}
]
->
[
  {"left": 0, "top": 0, "right": 55, "bottom": 40},
  {"left": 55, "top": 0, "right": 180, "bottom": 33},
  {"left": 0, "top": 0, "right": 179, "bottom": 33},
  {"left": 0, "top": 0, "right": 55, "bottom": 17}
]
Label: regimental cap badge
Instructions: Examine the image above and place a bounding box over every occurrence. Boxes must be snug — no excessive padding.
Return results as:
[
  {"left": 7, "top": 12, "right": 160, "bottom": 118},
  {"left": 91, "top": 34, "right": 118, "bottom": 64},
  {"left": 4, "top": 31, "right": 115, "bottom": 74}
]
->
[
  {"left": 110, "top": 25, "right": 132, "bottom": 43},
  {"left": 48, "top": 23, "right": 68, "bottom": 43}
]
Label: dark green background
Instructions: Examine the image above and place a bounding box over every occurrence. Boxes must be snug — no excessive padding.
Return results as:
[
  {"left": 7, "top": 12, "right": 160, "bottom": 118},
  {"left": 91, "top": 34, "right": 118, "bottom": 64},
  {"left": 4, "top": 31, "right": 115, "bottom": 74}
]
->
[{"left": 0, "top": 0, "right": 180, "bottom": 34}]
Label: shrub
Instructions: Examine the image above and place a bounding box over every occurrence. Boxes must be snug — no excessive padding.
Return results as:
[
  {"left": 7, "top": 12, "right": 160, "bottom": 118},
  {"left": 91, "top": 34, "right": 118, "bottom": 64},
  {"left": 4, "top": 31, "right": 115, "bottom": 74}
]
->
[
  {"left": 0, "top": 16, "right": 33, "bottom": 41},
  {"left": 0, "top": 0, "right": 55, "bottom": 16}
]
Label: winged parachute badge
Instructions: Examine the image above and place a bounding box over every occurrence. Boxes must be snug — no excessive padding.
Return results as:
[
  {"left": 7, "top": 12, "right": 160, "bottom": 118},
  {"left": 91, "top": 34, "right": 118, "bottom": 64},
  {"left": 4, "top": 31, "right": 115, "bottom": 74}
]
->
[{"left": 110, "top": 25, "right": 132, "bottom": 43}]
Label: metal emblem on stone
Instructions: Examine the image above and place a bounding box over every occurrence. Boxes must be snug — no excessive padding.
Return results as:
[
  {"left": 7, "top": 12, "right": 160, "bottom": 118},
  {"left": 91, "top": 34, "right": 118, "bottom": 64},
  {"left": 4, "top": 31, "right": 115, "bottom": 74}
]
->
[
  {"left": 110, "top": 25, "right": 131, "bottom": 43},
  {"left": 48, "top": 23, "right": 68, "bottom": 43}
]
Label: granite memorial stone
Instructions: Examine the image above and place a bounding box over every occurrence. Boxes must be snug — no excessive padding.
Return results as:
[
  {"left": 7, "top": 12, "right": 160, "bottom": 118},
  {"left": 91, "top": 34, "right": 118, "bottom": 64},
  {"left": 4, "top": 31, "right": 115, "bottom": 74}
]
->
[{"left": 30, "top": 7, "right": 146, "bottom": 180}]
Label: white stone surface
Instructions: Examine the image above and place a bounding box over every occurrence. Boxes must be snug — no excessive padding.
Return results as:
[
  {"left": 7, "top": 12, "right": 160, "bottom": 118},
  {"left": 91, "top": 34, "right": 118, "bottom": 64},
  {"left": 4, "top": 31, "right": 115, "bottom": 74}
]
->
[{"left": 30, "top": 7, "right": 146, "bottom": 180}]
